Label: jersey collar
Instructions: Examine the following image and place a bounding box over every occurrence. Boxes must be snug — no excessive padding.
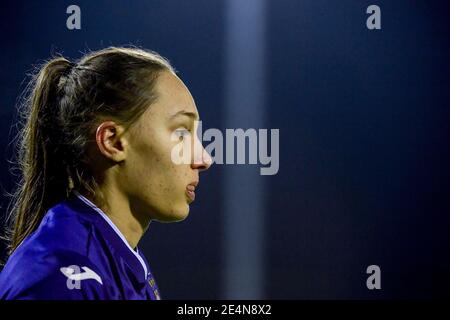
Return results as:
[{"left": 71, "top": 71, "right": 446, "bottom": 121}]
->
[{"left": 71, "top": 190, "right": 149, "bottom": 281}]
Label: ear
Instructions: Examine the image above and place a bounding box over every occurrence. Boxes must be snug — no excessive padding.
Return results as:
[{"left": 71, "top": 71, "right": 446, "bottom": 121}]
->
[{"left": 95, "top": 121, "right": 128, "bottom": 162}]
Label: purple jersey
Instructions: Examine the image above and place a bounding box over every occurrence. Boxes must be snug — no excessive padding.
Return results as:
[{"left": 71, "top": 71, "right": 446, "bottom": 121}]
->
[{"left": 0, "top": 190, "right": 161, "bottom": 300}]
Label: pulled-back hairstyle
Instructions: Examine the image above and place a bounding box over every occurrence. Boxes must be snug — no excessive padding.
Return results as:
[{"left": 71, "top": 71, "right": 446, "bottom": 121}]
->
[{"left": 4, "top": 47, "right": 174, "bottom": 255}]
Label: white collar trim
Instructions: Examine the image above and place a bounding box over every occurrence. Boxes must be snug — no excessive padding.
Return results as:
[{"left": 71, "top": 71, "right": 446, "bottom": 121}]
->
[{"left": 72, "top": 190, "right": 148, "bottom": 279}]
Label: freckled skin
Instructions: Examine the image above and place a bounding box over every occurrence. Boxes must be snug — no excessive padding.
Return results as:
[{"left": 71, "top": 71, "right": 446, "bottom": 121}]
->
[{"left": 118, "top": 71, "right": 212, "bottom": 222}]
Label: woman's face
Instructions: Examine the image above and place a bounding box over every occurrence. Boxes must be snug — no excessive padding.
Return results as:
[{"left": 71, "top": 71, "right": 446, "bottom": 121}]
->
[{"left": 121, "top": 71, "right": 212, "bottom": 222}]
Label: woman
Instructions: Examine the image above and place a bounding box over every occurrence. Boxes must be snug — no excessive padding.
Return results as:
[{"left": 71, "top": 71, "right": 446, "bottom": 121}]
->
[{"left": 0, "top": 47, "right": 212, "bottom": 299}]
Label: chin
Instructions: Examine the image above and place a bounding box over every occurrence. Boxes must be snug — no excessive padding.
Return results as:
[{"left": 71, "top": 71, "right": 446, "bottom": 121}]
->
[{"left": 154, "top": 205, "right": 190, "bottom": 223}]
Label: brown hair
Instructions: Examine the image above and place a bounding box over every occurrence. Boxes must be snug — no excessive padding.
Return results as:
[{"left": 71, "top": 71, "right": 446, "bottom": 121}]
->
[{"left": 4, "top": 46, "right": 174, "bottom": 255}]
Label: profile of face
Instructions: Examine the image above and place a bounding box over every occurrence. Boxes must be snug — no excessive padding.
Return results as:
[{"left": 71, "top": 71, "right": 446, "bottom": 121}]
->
[{"left": 96, "top": 71, "right": 212, "bottom": 223}]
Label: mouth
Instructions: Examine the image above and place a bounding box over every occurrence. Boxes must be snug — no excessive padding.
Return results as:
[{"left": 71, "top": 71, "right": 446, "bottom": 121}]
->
[{"left": 186, "top": 181, "right": 198, "bottom": 202}]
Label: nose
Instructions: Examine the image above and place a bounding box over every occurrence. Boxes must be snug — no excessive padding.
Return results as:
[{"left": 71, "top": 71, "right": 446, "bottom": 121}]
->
[{"left": 191, "top": 142, "right": 212, "bottom": 172}]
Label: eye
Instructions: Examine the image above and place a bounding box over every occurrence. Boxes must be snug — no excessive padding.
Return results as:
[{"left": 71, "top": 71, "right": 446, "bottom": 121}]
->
[{"left": 175, "top": 128, "right": 191, "bottom": 141}]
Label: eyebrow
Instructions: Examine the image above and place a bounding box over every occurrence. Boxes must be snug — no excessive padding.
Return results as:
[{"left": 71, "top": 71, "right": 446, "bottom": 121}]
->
[{"left": 170, "top": 110, "right": 199, "bottom": 121}]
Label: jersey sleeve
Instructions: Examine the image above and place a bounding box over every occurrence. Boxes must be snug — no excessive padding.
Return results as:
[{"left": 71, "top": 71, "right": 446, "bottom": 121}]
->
[{"left": 1, "top": 250, "right": 113, "bottom": 300}]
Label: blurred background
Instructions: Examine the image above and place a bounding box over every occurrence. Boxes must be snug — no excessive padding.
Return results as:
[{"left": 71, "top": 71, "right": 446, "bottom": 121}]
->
[{"left": 0, "top": 0, "right": 449, "bottom": 299}]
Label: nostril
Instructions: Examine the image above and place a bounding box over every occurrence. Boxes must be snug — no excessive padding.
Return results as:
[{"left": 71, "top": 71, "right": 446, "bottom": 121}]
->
[{"left": 201, "top": 155, "right": 211, "bottom": 169}]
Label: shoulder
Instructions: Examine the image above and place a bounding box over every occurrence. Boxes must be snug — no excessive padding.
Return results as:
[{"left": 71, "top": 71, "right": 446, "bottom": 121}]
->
[
  {"left": 14, "top": 197, "right": 104, "bottom": 258},
  {"left": 0, "top": 249, "right": 110, "bottom": 300},
  {"left": 0, "top": 201, "right": 114, "bottom": 300}
]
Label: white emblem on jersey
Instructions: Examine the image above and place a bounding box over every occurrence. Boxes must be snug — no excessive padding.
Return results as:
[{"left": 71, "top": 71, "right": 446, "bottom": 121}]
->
[{"left": 60, "top": 266, "right": 103, "bottom": 285}]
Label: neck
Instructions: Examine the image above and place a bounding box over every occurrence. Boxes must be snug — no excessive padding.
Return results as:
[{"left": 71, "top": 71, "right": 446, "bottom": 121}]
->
[{"left": 78, "top": 186, "right": 151, "bottom": 249}]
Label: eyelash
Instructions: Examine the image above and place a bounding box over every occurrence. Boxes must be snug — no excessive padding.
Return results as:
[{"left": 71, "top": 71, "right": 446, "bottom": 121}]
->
[{"left": 175, "top": 127, "right": 192, "bottom": 141}]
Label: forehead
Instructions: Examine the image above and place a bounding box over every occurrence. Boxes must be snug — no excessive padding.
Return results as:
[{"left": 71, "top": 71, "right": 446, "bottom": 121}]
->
[{"left": 153, "top": 71, "right": 198, "bottom": 118}]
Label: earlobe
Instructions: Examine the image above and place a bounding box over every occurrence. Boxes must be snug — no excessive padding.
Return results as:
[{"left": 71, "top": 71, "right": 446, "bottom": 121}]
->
[{"left": 95, "top": 121, "right": 127, "bottom": 162}]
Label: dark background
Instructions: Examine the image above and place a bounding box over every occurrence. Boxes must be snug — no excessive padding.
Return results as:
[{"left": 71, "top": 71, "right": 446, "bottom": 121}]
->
[{"left": 0, "top": 0, "right": 449, "bottom": 299}]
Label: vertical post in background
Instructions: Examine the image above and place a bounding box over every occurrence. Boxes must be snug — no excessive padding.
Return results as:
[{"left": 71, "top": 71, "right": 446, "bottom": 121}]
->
[{"left": 223, "top": 0, "right": 266, "bottom": 299}]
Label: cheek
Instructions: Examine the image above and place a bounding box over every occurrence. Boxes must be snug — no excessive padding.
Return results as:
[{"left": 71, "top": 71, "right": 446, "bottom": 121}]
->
[
  {"left": 124, "top": 126, "right": 193, "bottom": 215},
  {"left": 124, "top": 150, "right": 191, "bottom": 221},
  {"left": 130, "top": 140, "right": 187, "bottom": 197}
]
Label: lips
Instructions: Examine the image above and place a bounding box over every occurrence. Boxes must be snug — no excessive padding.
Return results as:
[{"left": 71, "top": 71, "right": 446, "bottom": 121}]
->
[{"left": 186, "top": 182, "right": 198, "bottom": 202}]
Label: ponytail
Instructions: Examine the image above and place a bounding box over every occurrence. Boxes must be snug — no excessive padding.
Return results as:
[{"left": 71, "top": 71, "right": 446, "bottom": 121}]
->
[{"left": 5, "top": 57, "right": 74, "bottom": 255}]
